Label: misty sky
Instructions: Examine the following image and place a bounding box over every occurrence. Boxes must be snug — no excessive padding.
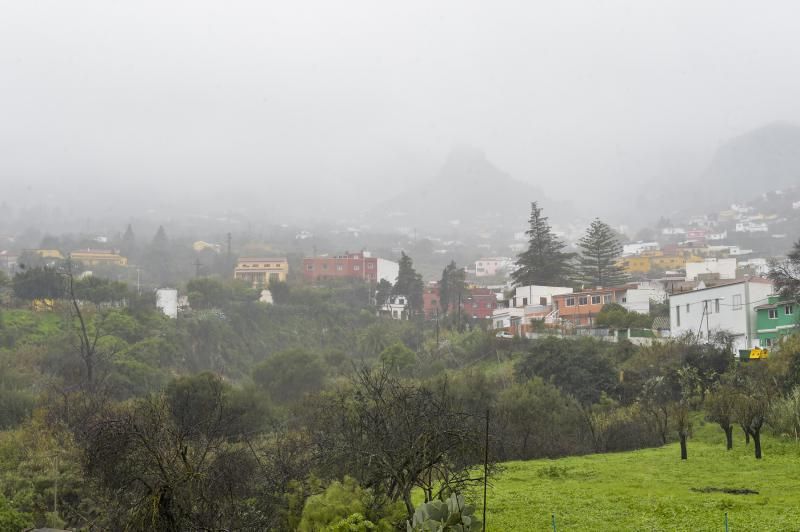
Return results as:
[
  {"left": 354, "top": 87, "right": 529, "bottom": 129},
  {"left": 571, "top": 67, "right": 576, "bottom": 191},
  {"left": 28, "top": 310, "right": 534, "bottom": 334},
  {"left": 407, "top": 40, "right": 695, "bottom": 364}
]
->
[{"left": 2, "top": 1, "right": 800, "bottom": 220}]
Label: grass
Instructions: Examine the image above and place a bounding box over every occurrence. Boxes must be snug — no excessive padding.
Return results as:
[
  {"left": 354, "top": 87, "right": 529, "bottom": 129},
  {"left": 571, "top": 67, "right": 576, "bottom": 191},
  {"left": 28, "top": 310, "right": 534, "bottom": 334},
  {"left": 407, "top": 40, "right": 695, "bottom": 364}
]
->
[{"left": 484, "top": 421, "right": 800, "bottom": 531}]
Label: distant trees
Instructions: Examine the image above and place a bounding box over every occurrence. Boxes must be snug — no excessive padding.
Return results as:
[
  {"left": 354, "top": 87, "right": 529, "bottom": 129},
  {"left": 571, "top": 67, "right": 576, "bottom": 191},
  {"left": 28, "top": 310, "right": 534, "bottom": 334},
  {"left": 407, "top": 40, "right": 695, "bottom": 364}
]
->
[
  {"left": 394, "top": 252, "right": 424, "bottom": 313},
  {"left": 769, "top": 238, "right": 800, "bottom": 300},
  {"left": 577, "top": 218, "right": 627, "bottom": 287},
  {"left": 439, "top": 260, "right": 466, "bottom": 315},
  {"left": 595, "top": 303, "right": 653, "bottom": 329},
  {"left": 511, "top": 202, "right": 572, "bottom": 286},
  {"left": 12, "top": 267, "right": 65, "bottom": 301},
  {"left": 374, "top": 278, "right": 393, "bottom": 307},
  {"left": 252, "top": 348, "right": 325, "bottom": 404},
  {"left": 120, "top": 224, "right": 136, "bottom": 259}
]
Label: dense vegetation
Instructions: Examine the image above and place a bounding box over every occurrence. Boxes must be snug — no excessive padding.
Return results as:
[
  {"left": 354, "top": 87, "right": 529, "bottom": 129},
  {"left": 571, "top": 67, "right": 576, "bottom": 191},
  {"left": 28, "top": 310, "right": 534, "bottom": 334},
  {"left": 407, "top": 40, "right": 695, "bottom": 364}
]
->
[{"left": 0, "top": 238, "right": 798, "bottom": 529}]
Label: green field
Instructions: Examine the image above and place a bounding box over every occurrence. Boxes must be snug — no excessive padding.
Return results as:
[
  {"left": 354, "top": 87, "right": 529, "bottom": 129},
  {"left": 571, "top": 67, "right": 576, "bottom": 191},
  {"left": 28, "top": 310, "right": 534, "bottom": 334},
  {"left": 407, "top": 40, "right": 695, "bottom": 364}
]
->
[{"left": 485, "top": 422, "right": 800, "bottom": 531}]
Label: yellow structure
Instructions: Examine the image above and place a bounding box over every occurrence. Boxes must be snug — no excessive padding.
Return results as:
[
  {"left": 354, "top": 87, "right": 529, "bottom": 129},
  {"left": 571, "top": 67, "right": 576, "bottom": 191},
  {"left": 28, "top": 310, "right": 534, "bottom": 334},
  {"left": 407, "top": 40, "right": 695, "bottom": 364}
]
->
[
  {"left": 620, "top": 252, "right": 703, "bottom": 275},
  {"left": 234, "top": 257, "right": 288, "bottom": 288},
  {"left": 32, "top": 249, "right": 64, "bottom": 259},
  {"left": 70, "top": 249, "right": 128, "bottom": 266},
  {"left": 749, "top": 347, "right": 769, "bottom": 360},
  {"left": 193, "top": 241, "right": 221, "bottom": 253}
]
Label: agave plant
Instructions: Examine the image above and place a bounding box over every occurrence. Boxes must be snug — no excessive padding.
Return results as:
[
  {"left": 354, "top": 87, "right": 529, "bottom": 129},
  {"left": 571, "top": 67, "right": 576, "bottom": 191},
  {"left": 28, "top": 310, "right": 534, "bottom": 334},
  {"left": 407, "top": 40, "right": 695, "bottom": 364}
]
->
[{"left": 406, "top": 494, "right": 479, "bottom": 532}]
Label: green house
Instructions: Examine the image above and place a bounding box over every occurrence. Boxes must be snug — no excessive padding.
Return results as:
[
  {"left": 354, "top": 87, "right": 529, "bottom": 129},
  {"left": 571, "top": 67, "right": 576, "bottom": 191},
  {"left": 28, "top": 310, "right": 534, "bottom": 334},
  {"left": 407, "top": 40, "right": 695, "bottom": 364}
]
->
[{"left": 755, "top": 295, "right": 799, "bottom": 348}]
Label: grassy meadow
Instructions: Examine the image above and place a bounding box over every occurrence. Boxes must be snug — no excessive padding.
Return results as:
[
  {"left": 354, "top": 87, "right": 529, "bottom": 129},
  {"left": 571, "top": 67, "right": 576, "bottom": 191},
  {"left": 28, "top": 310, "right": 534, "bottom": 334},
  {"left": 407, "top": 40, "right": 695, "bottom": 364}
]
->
[{"left": 484, "top": 421, "right": 800, "bottom": 531}]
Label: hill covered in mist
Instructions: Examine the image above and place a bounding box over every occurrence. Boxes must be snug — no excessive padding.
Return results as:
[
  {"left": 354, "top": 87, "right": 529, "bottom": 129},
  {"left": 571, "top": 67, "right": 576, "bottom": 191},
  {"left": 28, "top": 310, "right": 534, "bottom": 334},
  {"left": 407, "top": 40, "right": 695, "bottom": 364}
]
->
[{"left": 369, "top": 146, "right": 567, "bottom": 235}]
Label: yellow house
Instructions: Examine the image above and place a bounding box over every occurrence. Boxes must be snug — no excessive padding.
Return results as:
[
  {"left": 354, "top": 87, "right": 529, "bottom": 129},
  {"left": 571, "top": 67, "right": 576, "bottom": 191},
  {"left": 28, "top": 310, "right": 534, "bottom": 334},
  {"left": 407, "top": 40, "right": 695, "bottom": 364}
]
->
[
  {"left": 234, "top": 257, "right": 288, "bottom": 288},
  {"left": 70, "top": 249, "right": 128, "bottom": 266},
  {"left": 620, "top": 256, "right": 651, "bottom": 274},
  {"left": 32, "top": 249, "right": 64, "bottom": 259}
]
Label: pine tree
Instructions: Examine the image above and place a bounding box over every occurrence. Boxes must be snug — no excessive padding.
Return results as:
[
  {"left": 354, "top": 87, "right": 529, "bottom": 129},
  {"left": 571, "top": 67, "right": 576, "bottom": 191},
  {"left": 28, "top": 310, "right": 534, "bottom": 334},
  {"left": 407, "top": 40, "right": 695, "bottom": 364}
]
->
[
  {"left": 511, "top": 202, "right": 572, "bottom": 286},
  {"left": 394, "top": 252, "right": 424, "bottom": 313},
  {"left": 121, "top": 224, "right": 136, "bottom": 259},
  {"left": 439, "top": 260, "right": 466, "bottom": 315},
  {"left": 577, "top": 218, "right": 627, "bottom": 287}
]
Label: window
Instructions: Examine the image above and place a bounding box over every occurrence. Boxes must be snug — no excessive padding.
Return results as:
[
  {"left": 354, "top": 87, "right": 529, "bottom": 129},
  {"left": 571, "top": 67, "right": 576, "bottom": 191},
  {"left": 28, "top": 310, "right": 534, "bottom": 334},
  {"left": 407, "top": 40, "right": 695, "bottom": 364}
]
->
[
  {"left": 676, "top": 305, "right": 681, "bottom": 327},
  {"left": 603, "top": 295, "right": 612, "bottom": 304},
  {"left": 306, "top": 264, "right": 313, "bottom": 271},
  {"left": 768, "top": 309, "right": 778, "bottom": 319},
  {"left": 367, "top": 262, "right": 375, "bottom": 269},
  {"left": 621, "top": 297, "right": 627, "bottom": 303},
  {"left": 579, "top": 296, "right": 588, "bottom": 305},
  {"left": 763, "top": 337, "right": 773, "bottom": 347},
  {"left": 732, "top": 294, "right": 742, "bottom": 310},
  {"left": 591, "top": 295, "right": 601, "bottom": 304},
  {"left": 322, "top": 264, "right": 328, "bottom": 270},
  {"left": 353, "top": 264, "right": 361, "bottom": 270},
  {"left": 540, "top": 297, "right": 548, "bottom": 305},
  {"left": 522, "top": 297, "right": 528, "bottom": 306},
  {"left": 336, "top": 264, "right": 343, "bottom": 271},
  {"left": 565, "top": 297, "right": 575, "bottom": 307},
  {"left": 686, "top": 303, "right": 690, "bottom": 313},
  {"left": 786, "top": 304, "right": 794, "bottom": 315}
]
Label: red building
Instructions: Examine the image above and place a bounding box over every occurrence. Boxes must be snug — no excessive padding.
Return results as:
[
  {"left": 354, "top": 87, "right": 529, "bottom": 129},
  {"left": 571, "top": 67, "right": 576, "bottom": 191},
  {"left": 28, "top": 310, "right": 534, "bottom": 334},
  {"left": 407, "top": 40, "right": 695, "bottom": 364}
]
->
[
  {"left": 462, "top": 288, "right": 497, "bottom": 320},
  {"left": 303, "top": 252, "right": 378, "bottom": 283},
  {"left": 423, "top": 285, "right": 440, "bottom": 319}
]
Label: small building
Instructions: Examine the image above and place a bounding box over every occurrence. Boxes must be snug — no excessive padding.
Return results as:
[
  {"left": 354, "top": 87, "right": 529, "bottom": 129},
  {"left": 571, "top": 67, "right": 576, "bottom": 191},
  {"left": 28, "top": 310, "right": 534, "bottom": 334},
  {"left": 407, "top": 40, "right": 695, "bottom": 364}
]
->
[
  {"left": 755, "top": 296, "right": 799, "bottom": 348},
  {"left": 510, "top": 285, "right": 572, "bottom": 308},
  {"left": 156, "top": 288, "right": 179, "bottom": 319},
  {"left": 381, "top": 295, "right": 409, "bottom": 320},
  {"left": 70, "top": 249, "right": 127, "bottom": 266},
  {"left": 685, "top": 258, "right": 737, "bottom": 282},
  {"left": 302, "top": 252, "right": 378, "bottom": 283},
  {"left": 422, "top": 285, "right": 440, "bottom": 319},
  {"left": 234, "top": 257, "right": 288, "bottom": 288},
  {"left": 474, "top": 257, "right": 513, "bottom": 277},
  {"left": 462, "top": 288, "right": 498, "bottom": 320},
  {"left": 552, "top": 286, "right": 629, "bottom": 327}
]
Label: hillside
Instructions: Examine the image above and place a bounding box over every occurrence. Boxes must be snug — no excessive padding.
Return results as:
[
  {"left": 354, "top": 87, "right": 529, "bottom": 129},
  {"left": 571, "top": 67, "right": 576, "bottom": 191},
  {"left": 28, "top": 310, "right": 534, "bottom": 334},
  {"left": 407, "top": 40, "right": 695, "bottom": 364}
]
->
[
  {"left": 371, "top": 146, "right": 569, "bottom": 234},
  {"left": 485, "top": 422, "right": 800, "bottom": 531}
]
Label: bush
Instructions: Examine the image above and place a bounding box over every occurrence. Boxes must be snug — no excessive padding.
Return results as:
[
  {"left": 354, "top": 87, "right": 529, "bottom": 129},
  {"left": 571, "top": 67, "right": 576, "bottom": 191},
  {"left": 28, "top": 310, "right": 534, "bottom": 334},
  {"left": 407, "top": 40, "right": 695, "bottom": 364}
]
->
[{"left": 299, "top": 477, "right": 403, "bottom": 532}]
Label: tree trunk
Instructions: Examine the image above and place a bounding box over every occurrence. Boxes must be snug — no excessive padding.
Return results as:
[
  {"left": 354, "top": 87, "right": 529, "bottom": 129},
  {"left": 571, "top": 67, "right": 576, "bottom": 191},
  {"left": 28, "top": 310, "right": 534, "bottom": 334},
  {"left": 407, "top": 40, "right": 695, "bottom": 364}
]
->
[
  {"left": 679, "top": 433, "right": 687, "bottom": 460},
  {"left": 753, "top": 430, "right": 762, "bottom": 459},
  {"left": 725, "top": 425, "right": 733, "bottom": 450},
  {"left": 403, "top": 489, "right": 415, "bottom": 517}
]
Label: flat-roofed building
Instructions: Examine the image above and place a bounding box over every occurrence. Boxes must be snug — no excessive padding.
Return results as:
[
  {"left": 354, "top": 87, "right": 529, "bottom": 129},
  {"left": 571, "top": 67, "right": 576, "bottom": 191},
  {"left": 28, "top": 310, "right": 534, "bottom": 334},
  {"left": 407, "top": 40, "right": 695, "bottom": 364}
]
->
[
  {"left": 70, "top": 249, "right": 127, "bottom": 266},
  {"left": 234, "top": 257, "right": 288, "bottom": 288}
]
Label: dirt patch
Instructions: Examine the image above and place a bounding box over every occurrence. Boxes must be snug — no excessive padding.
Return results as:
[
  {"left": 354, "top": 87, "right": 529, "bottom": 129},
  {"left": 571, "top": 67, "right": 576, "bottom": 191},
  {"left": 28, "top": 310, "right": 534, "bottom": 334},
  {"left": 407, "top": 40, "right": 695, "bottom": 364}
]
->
[{"left": 690, "top": 486, "right": 759, "bottom": 495}]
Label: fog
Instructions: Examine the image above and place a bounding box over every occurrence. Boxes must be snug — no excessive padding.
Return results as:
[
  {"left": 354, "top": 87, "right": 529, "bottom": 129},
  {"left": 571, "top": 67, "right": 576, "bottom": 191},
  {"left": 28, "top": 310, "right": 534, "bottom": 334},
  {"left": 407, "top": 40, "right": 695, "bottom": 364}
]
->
[{"left": 2, "top": 1, "right": 800, "bottom": 226}]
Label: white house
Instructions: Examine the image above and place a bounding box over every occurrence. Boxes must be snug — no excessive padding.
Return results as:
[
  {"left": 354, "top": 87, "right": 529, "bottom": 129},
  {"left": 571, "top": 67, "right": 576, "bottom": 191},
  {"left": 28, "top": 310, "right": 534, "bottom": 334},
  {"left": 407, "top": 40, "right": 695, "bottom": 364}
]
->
[
  {"left": 475, "top": 257, "right": 513, "bottom": 277},
  {"left": 669, "top": 278, "right": 774, "bottom": 352},
  {"left": 735, "top": 222, "right": 768, "bottom": 233},
  {"left": 511, "top": 285, "right": 573, "bottom": 308},
  {"left": 707, "top": 230, "right": 727, "bottom": 241},
  {"left": 492, "top": 307, "right": 525, "bottom": 330},
  {"left": 621, "top": 282, "right": 667, "bottom": 314},
  {"left": 156, "top": 288, "right": 179, "bottom": 319},
  {"left": 685, "top": 258, "right": 737, "bottom": 281},
  {"left": 622, "top": 242, "right": 659, "bottom": 256},
  {"left": 381, "top": 295, "right": 409, "bottom": 320}
]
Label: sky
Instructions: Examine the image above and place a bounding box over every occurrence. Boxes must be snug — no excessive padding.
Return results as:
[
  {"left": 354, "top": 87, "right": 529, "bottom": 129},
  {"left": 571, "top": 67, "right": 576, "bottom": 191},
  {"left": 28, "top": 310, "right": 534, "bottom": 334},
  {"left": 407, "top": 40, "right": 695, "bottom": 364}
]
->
[{"left": 2, "top": 1, "right": 800, "bottom": 223}]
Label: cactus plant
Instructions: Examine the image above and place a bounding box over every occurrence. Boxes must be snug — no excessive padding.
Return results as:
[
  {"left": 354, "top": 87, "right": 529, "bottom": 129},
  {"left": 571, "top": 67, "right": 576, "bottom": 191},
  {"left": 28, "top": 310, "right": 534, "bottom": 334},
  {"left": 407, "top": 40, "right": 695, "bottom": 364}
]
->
[{"left": 406, "top": 494, "right": 479, "bottom": 532}]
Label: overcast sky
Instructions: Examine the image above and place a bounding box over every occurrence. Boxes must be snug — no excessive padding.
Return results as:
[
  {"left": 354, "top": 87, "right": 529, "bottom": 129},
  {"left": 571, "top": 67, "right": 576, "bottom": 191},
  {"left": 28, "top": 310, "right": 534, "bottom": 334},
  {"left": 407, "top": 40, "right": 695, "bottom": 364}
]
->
[{"left": 2, "top": 1, "right": 800, "bottom": 220}]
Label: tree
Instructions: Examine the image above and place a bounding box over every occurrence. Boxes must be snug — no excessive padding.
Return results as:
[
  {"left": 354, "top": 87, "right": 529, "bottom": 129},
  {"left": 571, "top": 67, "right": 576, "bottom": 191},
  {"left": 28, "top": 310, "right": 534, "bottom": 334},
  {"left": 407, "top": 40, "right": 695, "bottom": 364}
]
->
[
  {"left": 735, "top": 364, "right": 774, "bottom": 459},
  {"left": 394, "top": 252, "right": 424, "bottom": 314},
  {"left": 769, "top": 239, "right": 800, "bottom": 301},
  {"left": 512, "top": 202, "right": 573, "bottom": 286},
  {"left": 673, "top": 367, "right": 701, "bottom": 459},
  {"left": 252, "top": 348, "right": 325, "bottom": 404},
  {"left": 305, "top": 368, "right": 484, "bottom": 517},
  {"left": 374, "top": 279, "right": 393, "bottom": 307},
  {"left": 120, "top": 224, "right": 136, "bottom": 259},
  {"left": 439, "top": 261, "right": 466, "bottom": 315},
  {"left": 12, "top": 267, "right": 65, "bottom": 301},
  {"left": 577, "top": 218, "right": 627, "bottom": 287},
  {"left": 706, "top": 381, "right": 739, "bottom": 450}
]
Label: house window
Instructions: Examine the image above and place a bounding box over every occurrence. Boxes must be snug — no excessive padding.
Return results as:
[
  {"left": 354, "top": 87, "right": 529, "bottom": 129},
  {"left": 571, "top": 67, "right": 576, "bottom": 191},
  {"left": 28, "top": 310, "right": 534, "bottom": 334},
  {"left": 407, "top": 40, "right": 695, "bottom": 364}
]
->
[
  {"left": 732, "top": 294, "right": 742, "bottom": 310},
  {"left": 353, "top": 264, "right": 361, "bottom": 270},
  {"left": 306, "top": 264, "right": 313, "bottom": 271},
  {"left": 676, "top": 306, "right": 681, "bottom": 327},
  {"left": 715, "top": 299, "right": 720, "bottom": 313},
  {"left": 591, "top": 295, "right": 601, "bottom": 304},
  {"left": 603, "top": 295, "right": 612, "bottom": 304},
  {"left": 540, "top": 297, "right": 548, "bottom": 305},
  {"left": 621, "top": 297, "right": 627, "bottom": 304},
  {"left": 565, "top": 297, "right": 575, "bottom": 307},
  {"left": 768, "top": 309, "right": 778, "bottom": 319},
  {"left": 786, "top": 304, "right": 794, "bottom": 315},
  {"left": 336, "top": 264, "right": 343, "bottom": 271},
  {"left": 367, "top": 263, "right": 375, "bottom": 269},
  {"left": 579, "top": 296, "right": 588, "bottom": 305},
  {"left": 762, "top": 337, "right": 773, "bottom": 347},
  {"left": 686, "top": 303, "right": 690, "bottom": 313}
]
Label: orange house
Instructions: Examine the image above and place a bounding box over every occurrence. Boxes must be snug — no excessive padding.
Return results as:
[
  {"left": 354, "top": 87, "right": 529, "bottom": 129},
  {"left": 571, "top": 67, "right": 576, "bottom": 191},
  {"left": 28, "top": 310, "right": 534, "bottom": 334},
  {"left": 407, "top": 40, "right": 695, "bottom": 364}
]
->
[{"left": 552, "top": 286, "right": 630, "bottom": 327}]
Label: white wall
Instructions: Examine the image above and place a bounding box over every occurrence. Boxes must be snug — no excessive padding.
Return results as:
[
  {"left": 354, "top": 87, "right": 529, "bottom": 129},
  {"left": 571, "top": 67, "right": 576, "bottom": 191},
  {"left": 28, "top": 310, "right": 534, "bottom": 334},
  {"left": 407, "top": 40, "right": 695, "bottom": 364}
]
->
[
  {"left": 376, "top": 258, "right": 399, "bottom": 284},
  {"left": 669, "top": 280, "right": 773, "bottom": 352},
  {"left": 512, "top": 285, "right": 573, "bottom": 308},
  {"left": 685, "top": 258, "right": 737, "bottom": 281},
  {"left": 156, "top": 288, "right": 178, "bottom": 319}
]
